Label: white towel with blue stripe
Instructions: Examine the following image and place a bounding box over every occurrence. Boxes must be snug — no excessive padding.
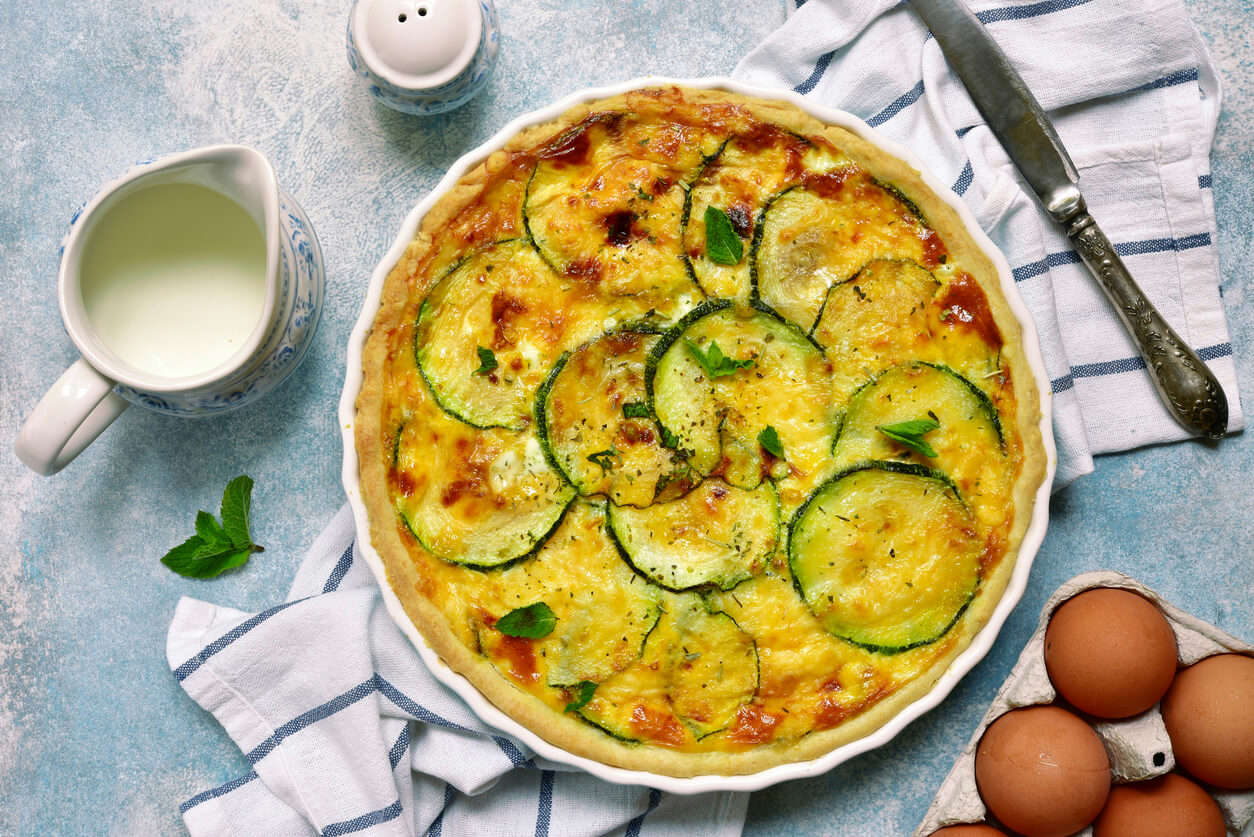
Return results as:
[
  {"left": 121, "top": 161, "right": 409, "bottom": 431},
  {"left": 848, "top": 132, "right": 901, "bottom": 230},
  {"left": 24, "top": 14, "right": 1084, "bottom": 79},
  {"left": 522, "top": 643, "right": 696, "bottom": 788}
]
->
[
  {"left": 735, "top": 0, "right": 1244, "bottom": 487},
  {"left": 167, "top": 505, "right": 747, "bottom": 837}
]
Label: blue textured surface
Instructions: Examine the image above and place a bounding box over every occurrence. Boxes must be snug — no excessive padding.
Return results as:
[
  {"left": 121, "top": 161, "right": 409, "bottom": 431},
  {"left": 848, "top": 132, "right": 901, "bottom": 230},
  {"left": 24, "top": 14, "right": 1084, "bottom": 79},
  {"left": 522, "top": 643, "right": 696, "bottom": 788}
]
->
[{"left": 1, "top": 1, "right": 1249, "bottom": 834}]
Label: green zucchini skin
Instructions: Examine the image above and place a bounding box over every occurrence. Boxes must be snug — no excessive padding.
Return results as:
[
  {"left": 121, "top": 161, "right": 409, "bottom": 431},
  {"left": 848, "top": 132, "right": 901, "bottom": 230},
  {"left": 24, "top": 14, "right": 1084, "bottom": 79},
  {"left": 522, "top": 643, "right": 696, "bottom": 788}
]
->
[
  {"left": 397, "top": 495, "right": 576, "bottom": 572},
  {"left": 533, "top": 349, "right": 575, "bottom": 487},
  {"left": 645, "top": 299, "right": 832, "bottom": 489},
  {"left": 787, "top": 460, "right": 978, "bottom": 655},
  {"left": 603, "top": 479, "right": 780, "bottom": 593},
  {"left": 831, "top": 360, "right": 1005, "bottom": 455}
]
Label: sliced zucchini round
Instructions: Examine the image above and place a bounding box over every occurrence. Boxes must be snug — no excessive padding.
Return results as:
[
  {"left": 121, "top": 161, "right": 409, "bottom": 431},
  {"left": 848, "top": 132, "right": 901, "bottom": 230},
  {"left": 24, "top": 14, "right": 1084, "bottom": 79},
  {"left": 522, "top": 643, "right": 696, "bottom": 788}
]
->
[
  {"left": 682, "top": 128, "right": 849, "bottom": 301},
  {"left": 523, "top": 112, "right": 710, "bottom": 314},
  {"left": 393, "top": 416, "right": 576, "bottom": 568},
  {"left": 536, "top": 330, "right": 693, "bottom": 508},
  {"left": 833, "top": 361, "right": 1004, "bottom": 468},
  {"left": 788, "top": 461, "right": 982, "bottom": 653},
  {"left": 578, "top": 593, "right": 759, "bottom": 741},
  {"left": 606, "top": 478, "right": 779, "bottom": 592},
  {"left": 811, "top": 259, "right": 940, "bottom": 396},
  {"left": 753, "top": 174, "right": 935, "bottom": 330},
  {"left": 414, "top": 239, "right": 596, "bottom": 430},
  {"left": 647, "top": 301, "right": 837, "bottom": 489}
]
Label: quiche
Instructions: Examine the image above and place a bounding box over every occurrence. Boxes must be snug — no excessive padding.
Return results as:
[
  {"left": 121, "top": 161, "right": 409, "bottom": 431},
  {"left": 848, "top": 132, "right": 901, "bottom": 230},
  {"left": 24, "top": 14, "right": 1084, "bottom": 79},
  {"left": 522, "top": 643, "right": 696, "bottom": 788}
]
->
[{"left": 354, "top": 85, "right": 1047, "bottom": 777}]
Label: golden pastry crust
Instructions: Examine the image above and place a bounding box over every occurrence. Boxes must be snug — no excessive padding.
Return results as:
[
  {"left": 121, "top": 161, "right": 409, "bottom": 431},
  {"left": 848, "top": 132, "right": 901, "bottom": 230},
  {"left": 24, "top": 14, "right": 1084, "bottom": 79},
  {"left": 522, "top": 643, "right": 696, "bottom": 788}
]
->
[{"left": 355, "top": 86, "right": 1046, "bottom": 777}]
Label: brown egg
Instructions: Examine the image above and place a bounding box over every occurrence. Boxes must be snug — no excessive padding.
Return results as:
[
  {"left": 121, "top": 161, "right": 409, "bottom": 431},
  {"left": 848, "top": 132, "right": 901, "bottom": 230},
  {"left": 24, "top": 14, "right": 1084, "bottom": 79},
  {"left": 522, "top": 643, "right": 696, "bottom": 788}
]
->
[
  {"left": 974, "top": 705, "right": 1111, "bottom": 837},
  {"left": 1162, "top": 652, "right": 1254, "bottom": 789},
  {"left": 929, "top": 825, "right": 1009, "bottom": 836},
  {"left": 1044, "top": 587, "right": 1178, "bottom": 718},
  {"left": 1092, "top": 773, "right": 1226, "bottom": 837}
]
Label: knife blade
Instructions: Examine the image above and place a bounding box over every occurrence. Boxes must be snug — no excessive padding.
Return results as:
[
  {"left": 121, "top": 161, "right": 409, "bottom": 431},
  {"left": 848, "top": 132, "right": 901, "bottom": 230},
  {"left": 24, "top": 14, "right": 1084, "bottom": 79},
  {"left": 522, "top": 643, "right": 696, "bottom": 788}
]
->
[{"left": 909, "top": 0, "right": 1228, "bottom": 440}]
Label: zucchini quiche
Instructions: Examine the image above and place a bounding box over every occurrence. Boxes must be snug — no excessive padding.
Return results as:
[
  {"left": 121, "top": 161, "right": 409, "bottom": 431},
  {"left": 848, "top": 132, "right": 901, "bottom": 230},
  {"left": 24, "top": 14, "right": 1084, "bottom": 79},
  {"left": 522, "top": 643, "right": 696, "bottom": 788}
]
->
[{"left": 354, "top": 85, "right": 1046, "bottom": 777}]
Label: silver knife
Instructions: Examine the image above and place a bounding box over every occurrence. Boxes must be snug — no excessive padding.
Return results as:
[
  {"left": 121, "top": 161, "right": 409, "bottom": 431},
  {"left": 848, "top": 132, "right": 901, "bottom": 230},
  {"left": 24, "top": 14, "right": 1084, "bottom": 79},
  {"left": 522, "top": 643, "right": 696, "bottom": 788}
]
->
[{"left": 909, "top": 0, "right": 1228, "bottom": 440}]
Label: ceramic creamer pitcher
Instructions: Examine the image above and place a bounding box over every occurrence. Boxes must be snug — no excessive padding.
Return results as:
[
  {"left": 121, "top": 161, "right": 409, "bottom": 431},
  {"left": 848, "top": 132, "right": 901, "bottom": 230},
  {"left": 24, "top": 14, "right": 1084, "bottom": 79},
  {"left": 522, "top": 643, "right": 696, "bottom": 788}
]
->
[{"left": 15, "top": 145, "right": 325, "bottom": 475}]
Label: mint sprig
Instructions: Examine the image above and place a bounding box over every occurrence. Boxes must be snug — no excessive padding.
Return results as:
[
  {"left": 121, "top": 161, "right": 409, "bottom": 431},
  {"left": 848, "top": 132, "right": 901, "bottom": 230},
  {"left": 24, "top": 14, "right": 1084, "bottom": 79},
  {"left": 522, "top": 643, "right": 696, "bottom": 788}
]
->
[
  {"left": 622, "top": 401, "right": 650, "bottom": 419},
  {"left": 877, "top": 418, "right": 941, "bottom": 458},
  {"left": 684, "top": 339, "right": 754, "bottom": 379},
  {"left": 161, "top": 475, "right": 263, "bottom": 578},
  {"left": 758, "top": 425, "right": 785, "bottom": 459},
  {"left": 474, "top": 346, "right": 498, "bottom": 376},
  {"left": 564, "top": 680, "right": 598, "bottom": 713},
  {"left": 703, "top": 206, "right": 743, "bottom": 265},
  {"left": 586, "top": 448, "right": 621, "bottom": 476},
  {"left": 496, "top": 602, "right": 557, "bottom": 639}
]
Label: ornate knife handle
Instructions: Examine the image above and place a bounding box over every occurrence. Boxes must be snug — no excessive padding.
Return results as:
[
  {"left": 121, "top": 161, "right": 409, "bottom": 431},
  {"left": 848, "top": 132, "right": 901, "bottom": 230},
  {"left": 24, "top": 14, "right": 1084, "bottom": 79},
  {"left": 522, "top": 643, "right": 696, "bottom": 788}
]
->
[{"left": 1057, "top": 198, "right": 1228, "bottom": 439}]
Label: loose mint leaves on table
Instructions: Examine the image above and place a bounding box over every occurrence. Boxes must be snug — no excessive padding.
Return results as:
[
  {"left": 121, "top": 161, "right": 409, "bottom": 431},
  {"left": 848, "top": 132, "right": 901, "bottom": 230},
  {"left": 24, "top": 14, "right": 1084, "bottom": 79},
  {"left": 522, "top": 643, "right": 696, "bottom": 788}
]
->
[{"left": 160, "top": 475, "right": 264, "bottom": 578}]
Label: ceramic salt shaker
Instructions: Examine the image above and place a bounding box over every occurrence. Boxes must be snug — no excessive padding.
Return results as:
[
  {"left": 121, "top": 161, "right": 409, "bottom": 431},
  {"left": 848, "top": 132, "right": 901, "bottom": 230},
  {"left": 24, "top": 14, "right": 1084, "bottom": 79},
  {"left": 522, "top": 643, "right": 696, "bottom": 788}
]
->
[{"left": 346, "top": 0, "right": 499, "bottom": 115}]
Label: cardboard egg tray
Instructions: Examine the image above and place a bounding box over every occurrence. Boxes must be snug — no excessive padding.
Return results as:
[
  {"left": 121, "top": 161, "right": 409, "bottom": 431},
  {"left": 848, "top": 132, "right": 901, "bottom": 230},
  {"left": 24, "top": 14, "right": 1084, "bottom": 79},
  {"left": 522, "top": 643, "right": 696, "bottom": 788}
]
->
[{"left": 913, "top": 570, "right": 1254, "bottom": 837}]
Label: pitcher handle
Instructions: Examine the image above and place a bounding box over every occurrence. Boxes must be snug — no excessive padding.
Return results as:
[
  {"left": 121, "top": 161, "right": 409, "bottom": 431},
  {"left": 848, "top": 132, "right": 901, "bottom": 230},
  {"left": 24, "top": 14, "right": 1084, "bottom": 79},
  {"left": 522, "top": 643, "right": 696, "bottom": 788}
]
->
[{"left": 15, "top": 359, "right": 130, "bottom": 475}]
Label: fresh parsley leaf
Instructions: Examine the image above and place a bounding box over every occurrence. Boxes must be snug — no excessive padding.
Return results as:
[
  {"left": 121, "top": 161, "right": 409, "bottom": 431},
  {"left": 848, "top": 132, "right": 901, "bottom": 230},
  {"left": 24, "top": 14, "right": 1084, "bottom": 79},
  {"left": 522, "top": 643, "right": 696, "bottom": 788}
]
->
[
  {"left": 684, "top": 339, "right": 754, "bottom": 379},
  {"left": 622, "top": 401, "right": 650, "bottom": 419},
  {"left": 473, "top": 346, "right": 498, "bottom": 375},
  {"left": 564, "top": 680, "right": 598, "bottom": 713},
  {"left": 496, "top": 602, "right": 557, "bottom": 639},
  {"left": 161, "top": 475, "right": 263, "bottom": 579},
  {"left": 586, "top": 448, "right": 620, "bottom": 476},
  {"left": 704, "top": 206, "right": 743, "bottom": 265},
  {"left": 877, "top": 418, "right": 941, "bottom": 458},
  {"left": 758, "top": 425, "right": 785, "bottom": 459}
]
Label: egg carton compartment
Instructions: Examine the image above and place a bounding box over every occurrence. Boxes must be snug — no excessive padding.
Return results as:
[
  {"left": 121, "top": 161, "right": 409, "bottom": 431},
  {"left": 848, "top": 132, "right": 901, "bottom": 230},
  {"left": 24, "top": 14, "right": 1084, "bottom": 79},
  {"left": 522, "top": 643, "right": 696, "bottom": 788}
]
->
[{"left": 913, "top": 570, "right": 1254, "bottom": 837}]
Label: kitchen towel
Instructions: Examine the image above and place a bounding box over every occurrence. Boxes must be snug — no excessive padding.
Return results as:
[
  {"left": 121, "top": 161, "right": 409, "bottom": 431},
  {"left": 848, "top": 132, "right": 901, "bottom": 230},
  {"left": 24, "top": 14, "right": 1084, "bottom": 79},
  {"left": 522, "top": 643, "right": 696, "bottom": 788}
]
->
[
  {"left": 736, "top": 0, "right": 1244, "bottom": 488},
  {"left": 167, "top": 504, "right": 747, "bottom": 836}
]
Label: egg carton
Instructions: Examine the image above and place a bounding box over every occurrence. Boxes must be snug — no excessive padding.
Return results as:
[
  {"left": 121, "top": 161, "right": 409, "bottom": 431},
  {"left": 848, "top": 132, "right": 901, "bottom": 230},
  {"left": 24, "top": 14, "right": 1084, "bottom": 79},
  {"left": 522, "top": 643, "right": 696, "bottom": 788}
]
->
[{"left": 913, "top": 570, "right": 1254, "bottom": 837}]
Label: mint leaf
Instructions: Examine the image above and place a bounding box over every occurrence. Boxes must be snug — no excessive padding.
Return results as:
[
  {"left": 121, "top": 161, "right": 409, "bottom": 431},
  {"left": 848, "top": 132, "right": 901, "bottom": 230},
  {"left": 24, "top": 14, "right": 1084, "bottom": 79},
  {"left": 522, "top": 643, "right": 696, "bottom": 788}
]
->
[
  {"left": 220, "top": 475, "right": 255, "bottom": 550},
  {"left": 195, "top": 510, "right": 232, "bottom": 550},
  {"left": 684, "top": 339, "right": 754, "bottom": 379},
  {"left": 877, "top": 418, "right": 941, "bottom": 458},
  {"left": 474, "top": 346, "right": 498, "bottom": 375},
  {"left": 586, "top": 448, "right": 620, "bottom": 476},
  {"left": 758, "top": 425, "right": 785, "bottom": 459},
  {"left": 564, "top": 680, "right": 598, "bottom": 713},
  {"left": 161, "top": 535, "right": 253, "bottom": 579},
  {"left": 160, "top": 475, "right": 263, "bottom": 579},
  {"left": 622, "top": 401, "right": 650, "bottom": 419},
  {"left": 704, "top": 206, "right": 743, "bottom": 265},
  {"left": 496, "top": 602, "right": 557, "bottom": 639}
]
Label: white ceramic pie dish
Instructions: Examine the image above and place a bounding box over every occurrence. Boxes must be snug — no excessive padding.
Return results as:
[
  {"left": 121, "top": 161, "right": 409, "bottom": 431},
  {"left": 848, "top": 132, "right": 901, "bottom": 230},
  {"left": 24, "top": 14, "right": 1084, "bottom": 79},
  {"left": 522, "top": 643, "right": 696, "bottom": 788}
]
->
[{"left": 338, "top": 75, "right": 1057, "bottom": 794}]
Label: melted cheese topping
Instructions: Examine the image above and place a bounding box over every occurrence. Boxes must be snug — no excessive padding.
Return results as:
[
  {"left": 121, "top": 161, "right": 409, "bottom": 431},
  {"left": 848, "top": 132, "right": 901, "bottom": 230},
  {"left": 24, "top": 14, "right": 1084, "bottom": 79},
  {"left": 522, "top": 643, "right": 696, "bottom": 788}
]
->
[{"left": 374, "top": 93, "right": 1026, "bottom": 754}]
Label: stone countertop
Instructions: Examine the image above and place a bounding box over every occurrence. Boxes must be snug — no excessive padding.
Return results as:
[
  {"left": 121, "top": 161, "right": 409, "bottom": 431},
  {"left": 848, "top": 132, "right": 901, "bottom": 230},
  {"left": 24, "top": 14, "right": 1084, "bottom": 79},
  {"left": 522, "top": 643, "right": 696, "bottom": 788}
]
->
[{"left": 1, "top": 0, "right": 1249, "bottom": 834}]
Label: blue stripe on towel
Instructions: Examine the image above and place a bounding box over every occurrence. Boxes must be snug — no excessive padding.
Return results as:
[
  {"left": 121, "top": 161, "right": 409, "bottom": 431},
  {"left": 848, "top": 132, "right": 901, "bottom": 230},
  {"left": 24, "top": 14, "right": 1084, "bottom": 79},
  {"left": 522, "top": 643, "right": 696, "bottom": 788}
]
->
[
  {"left": 388, "top": 724, "right": 411, "bottom": 769},
  {"left": 797, "top": 0, "right": 1094, "bottom": 98},
  {"left": 1133, "top": 66, "right": 1199, "bottom": 91},
  {"left": 375, "top": 674, "right": 476, "bottom": 733},
  {"left": 247, "top": 678, "right": 378, "bottom": 764},
  {"left": 951, "top": 160, "right": 974, "bottom": 195},
  {"left": 793, "top": 51, "right": 833, "bottom": 95},
  {"left": 493, "top": 735, "right": 529, "bottom": 767},
  {"left": 867, "top": 81, "right": 925, "bottom": 127},
  {"left": 173, "top": 597, "right": 311, "bottom": 682},
  {"left": 976, "top": 0, "right": 1095, "bottom": 24},
  {"left": 535, "top": 770, "right": 555, "bottom": 837},
  {"left": 1050, "top": 342, "right": 1231, "bottom": 392},
  {"left": 625, "top": 788, "right": 664, "bottom": 837},
  {"left": 323, "top": 799, "right": 404, "bottom": 836},
  {"left": 179, "top": 770, "right": 258, "bottom": 813},
  {"left": 1012, "top": 232, "right": 1212, "bottom": 283},
  {"left": 323, "top": 544, "right": 354, "bottom": 593},
  {"left": 426, "top": 783, "right": 457, "bottom": 837}
]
